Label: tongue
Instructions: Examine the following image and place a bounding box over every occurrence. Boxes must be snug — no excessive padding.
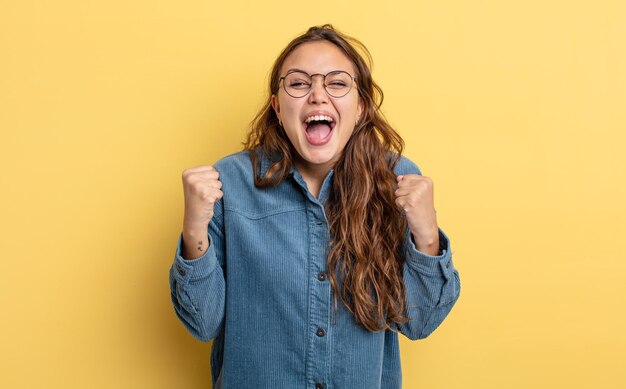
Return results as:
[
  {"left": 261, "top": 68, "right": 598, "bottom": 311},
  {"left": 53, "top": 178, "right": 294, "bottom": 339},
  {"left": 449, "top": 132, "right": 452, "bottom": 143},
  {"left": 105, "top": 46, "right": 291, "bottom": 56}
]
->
[{"left": 306, "top": 123, "right": 332, "bottom": 141}]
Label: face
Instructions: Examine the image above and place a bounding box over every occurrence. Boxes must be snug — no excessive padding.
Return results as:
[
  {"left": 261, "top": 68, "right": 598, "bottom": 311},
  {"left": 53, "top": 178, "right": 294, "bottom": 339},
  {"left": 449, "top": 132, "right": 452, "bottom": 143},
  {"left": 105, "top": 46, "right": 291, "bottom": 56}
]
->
[{"left": 271, "top": 40, "right": 363, "bottom": 174}]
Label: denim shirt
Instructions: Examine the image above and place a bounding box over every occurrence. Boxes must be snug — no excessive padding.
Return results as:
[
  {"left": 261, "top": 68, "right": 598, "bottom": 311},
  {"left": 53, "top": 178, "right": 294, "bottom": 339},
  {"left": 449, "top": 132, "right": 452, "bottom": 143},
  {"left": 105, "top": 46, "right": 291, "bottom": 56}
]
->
[{"left": 169, "top": 150, "right": 461, "bottom": 389}]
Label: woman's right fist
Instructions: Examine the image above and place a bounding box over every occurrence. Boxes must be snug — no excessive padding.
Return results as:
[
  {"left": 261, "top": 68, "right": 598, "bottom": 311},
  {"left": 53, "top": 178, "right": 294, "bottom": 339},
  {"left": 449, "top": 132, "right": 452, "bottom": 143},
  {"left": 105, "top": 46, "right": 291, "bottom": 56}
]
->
[{"left": 181, "top": 165, "right": 223, "bottom": 231}]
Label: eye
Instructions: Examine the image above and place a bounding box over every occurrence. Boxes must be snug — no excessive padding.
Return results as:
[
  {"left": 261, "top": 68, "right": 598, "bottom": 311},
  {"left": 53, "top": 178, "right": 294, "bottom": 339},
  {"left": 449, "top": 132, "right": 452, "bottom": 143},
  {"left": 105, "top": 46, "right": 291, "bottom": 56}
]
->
[
  {"left": 327, "top": 80, "right": 347, "bottom": 88},
  {"left": 326, "top": 72, "right": 351, "bottom": 89},
  {"left": 284, "top": 71, "right": 312, "bottom": 90},
  {"left": 289, "top": 80, "right": 311, "bottom": 89}
]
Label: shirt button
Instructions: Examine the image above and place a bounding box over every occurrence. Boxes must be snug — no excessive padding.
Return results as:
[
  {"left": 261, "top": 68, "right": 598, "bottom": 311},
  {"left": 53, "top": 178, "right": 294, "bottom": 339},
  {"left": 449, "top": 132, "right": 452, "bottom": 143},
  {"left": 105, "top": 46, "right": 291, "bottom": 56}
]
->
[
  {"left": 446, "top": 260, "right": 450, "bottom": 268},
  {"left": 317, "top": 272, "right": 326, "bottom": 281},
  {"left": 316, "top": 327, "right": 325, "bottom": 337},
  {"left": 315, "top": 383, "right": 324, "bottom": 389},
  {"left": 176, "top": 264, "right": 187, "bottom": 276},
  {"left": 316, "top": 220, "right": 324, "bottom": 226}
]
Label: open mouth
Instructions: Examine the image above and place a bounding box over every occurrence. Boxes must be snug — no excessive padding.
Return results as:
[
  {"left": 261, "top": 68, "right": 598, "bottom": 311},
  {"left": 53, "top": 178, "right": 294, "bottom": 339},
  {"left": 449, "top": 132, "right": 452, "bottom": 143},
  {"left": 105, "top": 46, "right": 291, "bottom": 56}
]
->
[{"left": 304, "top": 115, "right": 336, "bottom": 145}]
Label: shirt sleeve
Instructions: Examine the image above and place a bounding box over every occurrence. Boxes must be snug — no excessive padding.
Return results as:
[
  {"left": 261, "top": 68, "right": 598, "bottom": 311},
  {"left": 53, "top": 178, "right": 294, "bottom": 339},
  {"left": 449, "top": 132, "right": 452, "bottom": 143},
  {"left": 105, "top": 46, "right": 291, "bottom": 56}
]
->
[
  {"left": 168, "top": 198, "right": 226, "bottom": 342},
  {"left": 392, "top": 155, "right": 461, "bottom": 340},
  {"left": 396, "top": 226, "right": 461, "bottom": 340}
]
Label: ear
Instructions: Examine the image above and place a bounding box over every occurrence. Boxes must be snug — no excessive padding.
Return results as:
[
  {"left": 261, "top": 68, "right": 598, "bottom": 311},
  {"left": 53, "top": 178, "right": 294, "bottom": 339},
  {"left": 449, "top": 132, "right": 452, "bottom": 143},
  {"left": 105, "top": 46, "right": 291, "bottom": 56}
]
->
[
  {"left": 271, "top": 94, "right": 280, "bottom": 120},
  {"left": 357, "top": 97, "right": 364, "bottom": 122}
]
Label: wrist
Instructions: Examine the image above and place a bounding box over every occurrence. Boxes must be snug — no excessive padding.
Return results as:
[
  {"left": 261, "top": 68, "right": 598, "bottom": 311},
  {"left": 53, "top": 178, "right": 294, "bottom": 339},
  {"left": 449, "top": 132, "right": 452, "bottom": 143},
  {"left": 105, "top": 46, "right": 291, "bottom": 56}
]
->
[
  {"left": 182, "top": 218, "right": 209, "bottom": 235},
  {"left": 181, "top": 226, "right": 210, "bottom": 260},
  {"left": 183, "top": 226, "right": 208, "bottom": 239},
  {"left": 410, "top": 228, "right": 440, "bottom": 256}
]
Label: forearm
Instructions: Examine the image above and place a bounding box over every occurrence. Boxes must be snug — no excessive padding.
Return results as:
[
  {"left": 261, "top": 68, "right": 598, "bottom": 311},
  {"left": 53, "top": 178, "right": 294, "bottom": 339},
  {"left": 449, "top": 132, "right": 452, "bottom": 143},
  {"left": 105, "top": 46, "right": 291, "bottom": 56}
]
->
[
  {"left": 170, "top": 230, "right": 225, "bottom": 342},
  {"left": 398, "top": 228, "right": 461, "bottom": 340},
  {"left": 181, "top": 224, "right": 209, "bottom": 260},
  {"left": 412, "top": 231, "right": 439, "bottom": 256}
]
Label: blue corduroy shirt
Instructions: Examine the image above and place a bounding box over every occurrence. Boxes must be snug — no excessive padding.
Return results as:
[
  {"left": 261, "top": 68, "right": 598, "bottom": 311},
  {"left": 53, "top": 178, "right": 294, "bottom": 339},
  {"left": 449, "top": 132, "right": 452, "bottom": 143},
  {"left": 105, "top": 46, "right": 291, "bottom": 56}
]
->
[{"left": 169, "top": 150, "right": 461, "bottom": 389}]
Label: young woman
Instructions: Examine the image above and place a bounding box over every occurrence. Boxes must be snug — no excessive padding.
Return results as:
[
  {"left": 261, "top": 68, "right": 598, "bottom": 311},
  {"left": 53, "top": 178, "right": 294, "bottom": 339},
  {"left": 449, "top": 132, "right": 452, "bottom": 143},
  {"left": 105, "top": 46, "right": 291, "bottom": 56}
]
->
[{"left": 170, "top": 24, "right": 461, "bottom": 389}]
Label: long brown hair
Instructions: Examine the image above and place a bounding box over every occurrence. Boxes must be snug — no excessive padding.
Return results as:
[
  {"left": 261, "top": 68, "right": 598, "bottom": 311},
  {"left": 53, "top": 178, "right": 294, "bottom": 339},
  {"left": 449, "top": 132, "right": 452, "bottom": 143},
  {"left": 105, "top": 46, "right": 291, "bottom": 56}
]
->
[{"left": 244, "top": 24, "right": 409, "bottom": 332}]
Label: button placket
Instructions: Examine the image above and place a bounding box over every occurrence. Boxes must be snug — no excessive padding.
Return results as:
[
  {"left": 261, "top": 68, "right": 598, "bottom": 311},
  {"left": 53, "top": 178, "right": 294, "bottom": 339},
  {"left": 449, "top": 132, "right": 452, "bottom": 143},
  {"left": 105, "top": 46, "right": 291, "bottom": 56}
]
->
[{"left": 304, "top": 202, "right": 332, "bottom": 388}]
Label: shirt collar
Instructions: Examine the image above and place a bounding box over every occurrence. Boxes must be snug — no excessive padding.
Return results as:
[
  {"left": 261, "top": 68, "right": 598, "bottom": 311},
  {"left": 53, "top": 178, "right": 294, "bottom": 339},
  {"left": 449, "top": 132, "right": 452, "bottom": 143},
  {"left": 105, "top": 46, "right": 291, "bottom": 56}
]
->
[
  {"left": 256, "top": 148, "right": 283, "bottom": 178},
  {"left": 255, "top": 147, "right": 335, "bottom": 203}
]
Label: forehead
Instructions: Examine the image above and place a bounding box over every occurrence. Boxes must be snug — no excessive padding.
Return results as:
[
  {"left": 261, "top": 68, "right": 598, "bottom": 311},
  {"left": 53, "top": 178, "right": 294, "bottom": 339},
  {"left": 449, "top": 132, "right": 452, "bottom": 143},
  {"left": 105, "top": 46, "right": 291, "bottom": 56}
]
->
[{"left": 281, "top": 40, "right": 356, "bottom": 75}]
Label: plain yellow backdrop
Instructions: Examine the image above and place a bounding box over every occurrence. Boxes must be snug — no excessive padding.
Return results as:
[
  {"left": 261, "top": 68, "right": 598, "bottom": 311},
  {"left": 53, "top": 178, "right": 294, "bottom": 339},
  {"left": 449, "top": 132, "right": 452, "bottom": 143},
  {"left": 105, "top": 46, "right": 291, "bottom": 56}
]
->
[{"left": 1, "top": 0, "right": 625, "bottom": 388}]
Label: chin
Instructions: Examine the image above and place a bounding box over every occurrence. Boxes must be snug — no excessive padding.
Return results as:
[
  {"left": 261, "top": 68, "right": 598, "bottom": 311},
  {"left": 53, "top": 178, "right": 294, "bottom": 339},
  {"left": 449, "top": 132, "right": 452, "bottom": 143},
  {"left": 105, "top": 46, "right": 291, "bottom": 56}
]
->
[{"left": 301, "top": 148, "right": 338, "bottom": 165}]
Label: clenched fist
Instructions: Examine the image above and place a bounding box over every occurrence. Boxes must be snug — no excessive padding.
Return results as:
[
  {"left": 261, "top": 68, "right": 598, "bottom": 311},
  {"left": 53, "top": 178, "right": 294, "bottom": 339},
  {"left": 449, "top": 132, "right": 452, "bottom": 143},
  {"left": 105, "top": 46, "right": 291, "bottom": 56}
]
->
[
  {"left": 395, "top": 174, "right": 440, "bottom": 256},
  {"left": 180, "top": 165, "right": 223, "bottom": 260}
]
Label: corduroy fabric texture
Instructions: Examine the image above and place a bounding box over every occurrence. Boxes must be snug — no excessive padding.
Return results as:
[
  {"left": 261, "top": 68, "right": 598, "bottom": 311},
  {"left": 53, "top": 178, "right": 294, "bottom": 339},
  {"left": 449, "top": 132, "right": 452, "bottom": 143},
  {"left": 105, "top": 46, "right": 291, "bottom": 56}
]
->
[{"left": 169, "top": 150, "right": 461, "bottom": 389}]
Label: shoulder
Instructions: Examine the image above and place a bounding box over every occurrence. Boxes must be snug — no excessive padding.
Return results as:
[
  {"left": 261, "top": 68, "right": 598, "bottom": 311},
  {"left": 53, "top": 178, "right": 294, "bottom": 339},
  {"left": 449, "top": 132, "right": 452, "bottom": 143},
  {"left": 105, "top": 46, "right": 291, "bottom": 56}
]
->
[
  {"left": 211, "top": 149, "right": 303, "bottom": 217},
  {"left": 392, "top": 154, "right": 423, "bottom": 176},
  {"left": 210, "top": 150, "right": 258, "bottom": 192},
  {"left": 213, "top": 150, "right": 253, "bottom": 176}
]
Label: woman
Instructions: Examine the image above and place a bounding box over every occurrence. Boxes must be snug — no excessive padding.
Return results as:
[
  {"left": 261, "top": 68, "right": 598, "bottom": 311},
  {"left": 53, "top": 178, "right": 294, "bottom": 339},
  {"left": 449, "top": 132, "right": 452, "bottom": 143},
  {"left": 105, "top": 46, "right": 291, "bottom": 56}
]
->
[{"left": 170, "top": 24, "right": 460, "bottom": 389}]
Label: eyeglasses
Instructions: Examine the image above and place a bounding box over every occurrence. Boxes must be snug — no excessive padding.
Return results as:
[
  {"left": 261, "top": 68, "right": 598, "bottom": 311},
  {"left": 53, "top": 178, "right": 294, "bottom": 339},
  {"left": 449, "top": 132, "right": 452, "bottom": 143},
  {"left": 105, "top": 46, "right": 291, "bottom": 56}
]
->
[{"left": 278, "top": 70, "right": 356, "bottom": 98}]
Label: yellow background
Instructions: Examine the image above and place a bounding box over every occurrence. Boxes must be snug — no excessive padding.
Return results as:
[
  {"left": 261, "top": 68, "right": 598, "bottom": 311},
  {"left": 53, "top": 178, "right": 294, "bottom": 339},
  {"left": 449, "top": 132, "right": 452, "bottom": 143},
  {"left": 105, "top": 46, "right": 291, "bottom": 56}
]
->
[{"left": 1, "top": 0, "right": 624, "bottom": 388}]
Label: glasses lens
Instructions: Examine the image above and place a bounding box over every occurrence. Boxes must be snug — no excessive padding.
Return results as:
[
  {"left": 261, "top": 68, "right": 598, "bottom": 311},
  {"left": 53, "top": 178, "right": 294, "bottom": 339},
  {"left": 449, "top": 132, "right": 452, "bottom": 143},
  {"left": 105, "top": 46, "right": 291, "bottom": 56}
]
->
[
  {"left": 283, "top": 71, "right": 312, "bottom": 98},
  {"left": 282, "top": 71, "right": 354, "bottom": 98},
  {"left": 325, "top": 71, "right": 353, "bottom": 98}
]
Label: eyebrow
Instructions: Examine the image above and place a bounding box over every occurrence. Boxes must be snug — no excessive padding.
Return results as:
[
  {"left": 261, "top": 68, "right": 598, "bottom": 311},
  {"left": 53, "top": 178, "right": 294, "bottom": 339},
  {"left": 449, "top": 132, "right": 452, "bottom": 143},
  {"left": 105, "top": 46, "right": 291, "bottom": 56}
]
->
[
  {"left": 285, "top": 67, "right": 308, "bottom": 74},
  {"left": 284, "top": 68, "right": 351, "bottom": 75}
]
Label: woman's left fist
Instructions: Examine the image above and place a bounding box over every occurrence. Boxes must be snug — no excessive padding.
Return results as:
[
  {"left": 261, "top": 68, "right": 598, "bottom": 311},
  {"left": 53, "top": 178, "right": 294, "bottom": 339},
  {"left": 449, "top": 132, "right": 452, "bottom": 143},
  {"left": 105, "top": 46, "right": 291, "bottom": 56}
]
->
[{"left": 395, "top": 174, "right": 439, "bottom": 255}]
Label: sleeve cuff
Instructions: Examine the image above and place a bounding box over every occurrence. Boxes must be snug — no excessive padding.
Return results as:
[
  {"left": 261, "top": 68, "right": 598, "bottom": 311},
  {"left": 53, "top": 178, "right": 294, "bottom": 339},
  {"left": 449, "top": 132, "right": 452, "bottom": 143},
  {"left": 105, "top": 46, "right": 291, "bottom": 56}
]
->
[
  {"left": 405, "top": 227, "right": 455, "bottom": 280},
  {"left": 172, "top": 232, "right": 218, "bottom": 286}
]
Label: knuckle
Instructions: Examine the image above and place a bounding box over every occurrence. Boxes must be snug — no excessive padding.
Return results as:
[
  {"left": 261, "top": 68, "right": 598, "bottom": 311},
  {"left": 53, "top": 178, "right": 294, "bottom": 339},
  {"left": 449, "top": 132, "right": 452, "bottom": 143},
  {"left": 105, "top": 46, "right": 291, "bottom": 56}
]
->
[
  {"left": 406, "top": 197, "right": 418, "bottom": 208},
  {"left": 415, "top": 180, "right": 428, "bottom": 191},
  {"left": 187, "top": 176, "right": 202, "bottom": 188},
  {"left": 189, "top": 180, "right": 203, "bottom": 193}
]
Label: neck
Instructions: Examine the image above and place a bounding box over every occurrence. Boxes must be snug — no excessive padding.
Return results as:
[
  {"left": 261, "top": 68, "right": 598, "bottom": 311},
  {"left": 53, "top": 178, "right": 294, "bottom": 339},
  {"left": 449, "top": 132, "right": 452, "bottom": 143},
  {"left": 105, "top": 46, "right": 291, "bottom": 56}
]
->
[{"left": 294, "top": 159, "right": 332, "bottom": 199}]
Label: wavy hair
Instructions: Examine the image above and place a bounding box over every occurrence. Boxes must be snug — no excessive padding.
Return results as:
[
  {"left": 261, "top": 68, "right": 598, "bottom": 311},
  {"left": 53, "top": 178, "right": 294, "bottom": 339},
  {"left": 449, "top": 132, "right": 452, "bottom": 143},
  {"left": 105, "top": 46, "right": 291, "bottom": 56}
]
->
[{"left": 243, "top": 24, "right": 409, "bottom": 332}]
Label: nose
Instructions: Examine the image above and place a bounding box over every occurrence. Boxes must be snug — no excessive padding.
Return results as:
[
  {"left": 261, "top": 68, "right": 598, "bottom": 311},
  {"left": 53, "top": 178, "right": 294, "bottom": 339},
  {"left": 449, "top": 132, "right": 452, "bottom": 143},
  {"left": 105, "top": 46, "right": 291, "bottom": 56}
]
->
[{"left": 308, "top": 75, "right": 329, "bottom": 104}]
